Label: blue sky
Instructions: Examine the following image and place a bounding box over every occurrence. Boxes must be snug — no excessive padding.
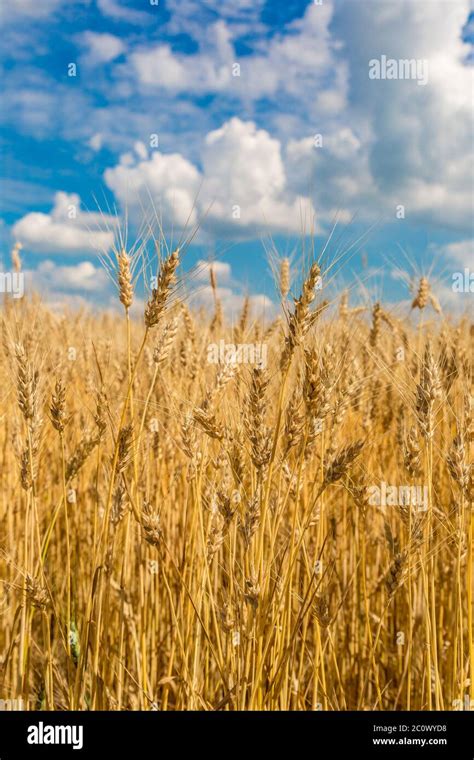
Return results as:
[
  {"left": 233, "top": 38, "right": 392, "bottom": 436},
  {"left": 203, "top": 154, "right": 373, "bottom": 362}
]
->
[{"left": 0, "top": 0, "right": 472, "bottom": 313}]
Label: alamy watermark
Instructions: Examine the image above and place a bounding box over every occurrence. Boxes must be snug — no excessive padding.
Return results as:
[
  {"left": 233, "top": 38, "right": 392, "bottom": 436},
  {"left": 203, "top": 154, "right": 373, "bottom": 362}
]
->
[
  {"left": 0, "top": 271, "right": 24, "bottom": 299},
  {"left": 452, "top": 695, "right": 474, "bottom": 711},
  {"left": 0, "top": 698, "right": 34, "bottom": 710},
  {"left": 369, "top": 55, "right": 429, "bottom": 86},
  {"left": 368, "top": 482, "right": 428, "bottom": 511},
  {"left": 207, "top": 340, "right": 267, "bottom": 369},
  {"left": 452, "top": 268, "right": 474, "bottom": 293},
  {"left": 27, "top": 721, "right": 83, "bottom": 750}
]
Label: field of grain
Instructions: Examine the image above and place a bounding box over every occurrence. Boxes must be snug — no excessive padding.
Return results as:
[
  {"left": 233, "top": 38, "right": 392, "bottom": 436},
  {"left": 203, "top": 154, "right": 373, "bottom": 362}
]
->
[{"left": 0, "top": 244, "right": 472, "bottom": 711}]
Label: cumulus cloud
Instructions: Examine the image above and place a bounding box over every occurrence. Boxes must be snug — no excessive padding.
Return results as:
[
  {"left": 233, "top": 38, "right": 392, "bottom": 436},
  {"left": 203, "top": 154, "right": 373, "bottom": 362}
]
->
[
  {"left": 30, "top": 260, "right": 108, "bottom": 292},
  {"left": 125, "top": 0, "right": 473, "bottom": 233},
  {"left": 78, "top": 31, "right": 126, "bottom": 65},
  {"left": 162, "top": 0, "right": 267, "bottom": 45},
  {"left": 285, "top": 128, "right": 369, "bottom": 219},
  {"left": 166, "top": 0, "right": 264, "bottom": 25},
  {"left": 328, "top": 0, "right": 473, "bottom": 230},
  {"left": 97, "top": 0, "right": 150, "bottom": 25},
  {"left": 0, "top": 0, "right": 62, "bottom": 21},
  {"left": 116, "top": 0, "right": 473, "bottom": 235},
  {"left": 129, "top": 21, "right": 234, "bottom": 94},
  {"left": 88, "top": 133, "right": 104, "bottom": 151},
  {"left": 200, "top": 118, "right": 316, "bottom": 235},
  {"left": 104, "top": 151, "right": 201, "bottom": 228},
  {"left": 129, "top": 5, "right": 341, "bottom": 103},
  {"left": 13, "top": 192, "right": 116, "bottom": 254},
  {"left": 431, "top": 280, "right": 472, "bottom": 315},
  {"left": 16, "top": 259, "right": 112, "bottom": 309},
  {"left": 104, "top": 117, "right": 317, "bottom": 237},
  {"left": 133, "top": 141, "right": 148, "bottom": 160},
  {"left": 439, "top": 239, "right": 473, "bottom": 268},
  {"left": 3, "top": 0, "right": 473, "bottom": 254},
  {"left": 194, "top": 259, "right": 232, "bottom": 283}
]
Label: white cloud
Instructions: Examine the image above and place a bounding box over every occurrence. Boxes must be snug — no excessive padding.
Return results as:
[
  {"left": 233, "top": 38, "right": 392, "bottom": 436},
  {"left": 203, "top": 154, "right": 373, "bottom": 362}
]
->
[
  {"left": 88, "top": 133, "right": 104, "bottom": 151},
  {"left": 167, "top": 0, "right": 264, "bottom": 23},
  {"left": 78, "top": 31, "right": 126, "bottom": 65},
  {"left": 130, "top": 21, "right": 234, "bottom": 93},
  {"left": 1, "top": 0, "right": 62, "bottom": 21},
  {"left": 129, "top": 5, "right": 341, "bottom": 102},
  {"left": 123, "top": 0, "right": 474, "bottom": 234},
  {"left": 104, "top": 150, "right": 201, "bottom": 228},
  {"left": 31, "top": 260, "right": 108, "bottom": 292},
  {"left": 130, "top": 45, "right": 186, "bottom": 90},
  {"left": 164, "top": 0, "right": 266, "bottom": 42},
  {"left": 103, "top": 118, "right": 317, "bottom": 237},
  {"left": 13, "top": 192, "right": 116, "bottom": 254},
  {"left": 204, "top": 118, "right": 285, "bottom": 201},
  {"left": 285, "top": 128, "right": 368, "bottom": 214},
  {"left": 4, "top": 0, "right": 473, "bottom": 250},
  {"left": 439, "top": 239, "right": 473, "bottom": 268},
  {"left": 328, "top": 0, "right": 473, "bottom": 230},
  {"left": 18, "top": 259, "right": 111, "bottom": 309},
  {"left": 194, "top": 259, "right": 232, "bottom": 283},
  {"left": 97, "top": 0, "right": 150, "bottom": 25},
  {"left": 0, "top": 70, "right": 97, "bottom": 143},
  {"left": 133, "top": 141, "right": 148, "bottom": 160},
  {"left": 200, "top": 118, "right": 315, "bottom": 235},
  {"left": 0, "top": 179, "right": 53, "bottom": 215},
  {"left": 431, "top": 280, "right": 472, "bottom": 315}
]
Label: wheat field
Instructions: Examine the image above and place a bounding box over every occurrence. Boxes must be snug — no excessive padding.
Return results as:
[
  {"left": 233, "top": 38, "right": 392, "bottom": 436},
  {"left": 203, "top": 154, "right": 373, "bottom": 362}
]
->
[{"left": 0, "top": 244, "right": 472, "bottom": 711}]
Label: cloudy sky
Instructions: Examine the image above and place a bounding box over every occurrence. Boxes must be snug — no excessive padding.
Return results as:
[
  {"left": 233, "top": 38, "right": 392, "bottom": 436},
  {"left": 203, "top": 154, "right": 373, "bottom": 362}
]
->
[{"left": 0, "top": 0, "right": 472, "bottom": 312}]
